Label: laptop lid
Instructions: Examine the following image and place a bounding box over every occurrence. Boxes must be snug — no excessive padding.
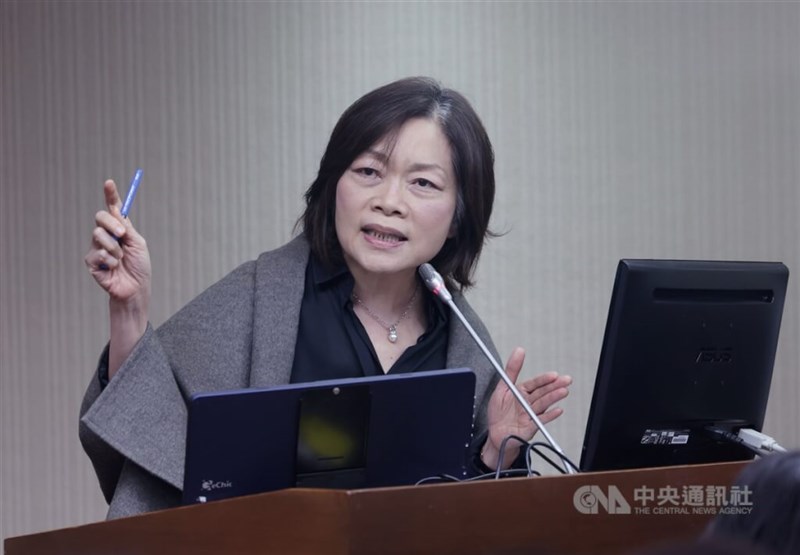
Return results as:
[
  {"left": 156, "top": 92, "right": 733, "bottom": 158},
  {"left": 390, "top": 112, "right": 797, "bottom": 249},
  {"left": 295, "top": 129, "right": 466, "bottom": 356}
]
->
[{"left": 182, "top": 367, "right": 476, "bottom": 504}]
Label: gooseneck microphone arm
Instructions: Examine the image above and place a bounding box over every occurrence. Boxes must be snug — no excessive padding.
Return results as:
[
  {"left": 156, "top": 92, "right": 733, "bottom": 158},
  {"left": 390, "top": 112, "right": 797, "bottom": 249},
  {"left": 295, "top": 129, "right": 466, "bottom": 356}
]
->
[{"left": 418, "top": 263, "right": 577, "bottom": 475}]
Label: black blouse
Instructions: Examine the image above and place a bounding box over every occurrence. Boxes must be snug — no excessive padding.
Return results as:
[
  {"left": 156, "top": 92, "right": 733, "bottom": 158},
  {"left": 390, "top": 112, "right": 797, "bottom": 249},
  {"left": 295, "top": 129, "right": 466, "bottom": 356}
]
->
[{"left": 290, "top": 254, "right": 449, "bottom": 383}]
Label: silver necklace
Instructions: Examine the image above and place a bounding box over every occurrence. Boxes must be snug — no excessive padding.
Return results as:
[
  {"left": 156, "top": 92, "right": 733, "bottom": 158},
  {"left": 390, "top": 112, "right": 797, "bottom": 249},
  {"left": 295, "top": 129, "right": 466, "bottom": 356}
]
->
[{"left": 351, "top": 284, "right": 419, "bottom": 343}]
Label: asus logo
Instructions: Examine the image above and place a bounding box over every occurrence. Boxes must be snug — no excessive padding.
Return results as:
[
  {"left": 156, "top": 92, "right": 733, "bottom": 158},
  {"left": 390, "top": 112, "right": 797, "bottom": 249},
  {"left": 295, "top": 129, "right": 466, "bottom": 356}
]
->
[{"left": 695, "top": 348, "right": 733, "bottom": 364}]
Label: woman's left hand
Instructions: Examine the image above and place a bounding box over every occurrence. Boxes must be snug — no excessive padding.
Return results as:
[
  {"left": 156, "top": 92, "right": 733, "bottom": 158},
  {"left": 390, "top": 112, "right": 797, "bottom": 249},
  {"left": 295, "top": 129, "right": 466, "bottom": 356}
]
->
[{"left": 481, "top": 347, "right": 572, "bottom": 470}]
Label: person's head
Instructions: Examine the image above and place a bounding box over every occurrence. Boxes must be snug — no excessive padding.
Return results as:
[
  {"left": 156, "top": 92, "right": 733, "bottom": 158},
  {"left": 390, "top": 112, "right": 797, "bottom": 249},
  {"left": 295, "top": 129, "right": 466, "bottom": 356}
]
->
[
  {"left": 301, "top": 77, "right": 495, "bottom": 290},
  {"left": 704, "top": 451, "right": 800, "bottom": 554}
]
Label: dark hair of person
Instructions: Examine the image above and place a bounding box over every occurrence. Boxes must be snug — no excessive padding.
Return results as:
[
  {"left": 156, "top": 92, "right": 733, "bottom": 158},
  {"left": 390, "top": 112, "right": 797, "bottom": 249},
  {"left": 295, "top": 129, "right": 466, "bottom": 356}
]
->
[
  {"left": 703, "top": 451, "right": 800, "bottom": 554},
  {"left": 300, "top": 76, "right": 496, "bottom": 290}
]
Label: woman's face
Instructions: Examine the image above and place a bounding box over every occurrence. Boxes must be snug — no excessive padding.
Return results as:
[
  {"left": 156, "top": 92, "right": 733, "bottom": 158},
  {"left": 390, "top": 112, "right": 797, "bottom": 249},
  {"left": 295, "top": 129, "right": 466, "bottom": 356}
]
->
[{"left": 335, "top": 117, "right": 457, "bottom": 283}]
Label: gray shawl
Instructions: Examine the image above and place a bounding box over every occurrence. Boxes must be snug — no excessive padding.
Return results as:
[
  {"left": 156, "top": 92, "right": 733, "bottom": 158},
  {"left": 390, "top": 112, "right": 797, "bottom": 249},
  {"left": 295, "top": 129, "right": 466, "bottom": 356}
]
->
[{"left": 79, "top": 236, "right": 501, "bottom": 519}]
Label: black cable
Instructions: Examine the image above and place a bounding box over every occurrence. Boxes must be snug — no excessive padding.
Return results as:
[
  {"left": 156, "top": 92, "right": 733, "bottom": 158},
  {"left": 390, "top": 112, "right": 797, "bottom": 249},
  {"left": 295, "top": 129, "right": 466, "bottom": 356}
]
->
[
  {"left": 705, "top": 426, "right": 764, "bottom": 457},
  {"left": 526, "top": 441, "right": 581, "bottom": 474},
  {"left": 525, "top": 443, "right": 566, "bottom": 475},
  {"left": 415, "top": 468, "right": 541, "bottom": 486},
  {"left": 473, "top": 469, "right": 538, "bottom": 481},
  {"left": 494, "top": 435, "right": 531, "bottom": 480},
  {"left": 415, "top": 475, "right": 461, "bottom": 485},
  {"left": 414, "top": 433, "right": 576, "bottom": 487}
]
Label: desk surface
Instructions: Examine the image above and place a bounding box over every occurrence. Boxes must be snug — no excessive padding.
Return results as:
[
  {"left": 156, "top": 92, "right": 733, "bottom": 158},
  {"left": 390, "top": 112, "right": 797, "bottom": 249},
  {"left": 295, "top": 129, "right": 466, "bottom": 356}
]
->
[{"left": 5, "top": 461, "right": 748, "bottom": 555}]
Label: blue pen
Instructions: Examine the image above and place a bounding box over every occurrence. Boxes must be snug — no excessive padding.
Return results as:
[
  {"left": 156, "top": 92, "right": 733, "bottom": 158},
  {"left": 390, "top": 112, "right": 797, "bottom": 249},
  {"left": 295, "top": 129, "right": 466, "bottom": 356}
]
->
[{"left": 121, "top": 168, "right": 143, "bottom": 218}]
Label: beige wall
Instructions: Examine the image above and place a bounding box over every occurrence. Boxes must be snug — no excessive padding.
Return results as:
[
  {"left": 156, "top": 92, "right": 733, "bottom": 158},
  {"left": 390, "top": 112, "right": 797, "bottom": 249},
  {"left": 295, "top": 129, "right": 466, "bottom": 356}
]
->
[{"left": 2, "top": 0, "right": 798, "bottom": 541}]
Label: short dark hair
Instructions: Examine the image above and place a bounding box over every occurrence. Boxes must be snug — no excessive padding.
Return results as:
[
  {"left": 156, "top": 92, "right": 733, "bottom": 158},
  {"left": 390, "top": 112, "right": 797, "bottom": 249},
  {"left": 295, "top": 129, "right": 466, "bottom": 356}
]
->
[
  {"left": 704, "top": 451, "right": 800, "bottom": 554},
  {"left": 300, "top": 77, "right": 495, "bottom": 290}
]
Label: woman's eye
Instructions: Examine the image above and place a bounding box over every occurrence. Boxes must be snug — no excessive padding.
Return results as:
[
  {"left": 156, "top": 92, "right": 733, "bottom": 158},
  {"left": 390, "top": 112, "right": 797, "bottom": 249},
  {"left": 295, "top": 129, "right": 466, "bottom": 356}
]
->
[
  {"left": 415, "top": 178, "right": 438, "bottom": 189},
  {"left": 356, "top": 167, "right": 379, "bottom": 178}
]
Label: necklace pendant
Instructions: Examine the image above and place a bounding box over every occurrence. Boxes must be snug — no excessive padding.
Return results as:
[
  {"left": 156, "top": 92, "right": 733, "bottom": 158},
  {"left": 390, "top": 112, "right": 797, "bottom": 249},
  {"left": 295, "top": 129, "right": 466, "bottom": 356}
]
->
[{"left": 388, "top": 326, "right": 398, "bottom": 343}]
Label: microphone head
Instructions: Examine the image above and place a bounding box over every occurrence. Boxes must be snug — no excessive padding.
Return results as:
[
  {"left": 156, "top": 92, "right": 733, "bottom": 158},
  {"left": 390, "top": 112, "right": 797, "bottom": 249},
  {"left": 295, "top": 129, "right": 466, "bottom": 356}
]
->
[
  {"left": 418, "top": 263, "right": 452, "bottom": 302},
  {"left": 418, "top": 263, "right": 437, "bottom": 283}
]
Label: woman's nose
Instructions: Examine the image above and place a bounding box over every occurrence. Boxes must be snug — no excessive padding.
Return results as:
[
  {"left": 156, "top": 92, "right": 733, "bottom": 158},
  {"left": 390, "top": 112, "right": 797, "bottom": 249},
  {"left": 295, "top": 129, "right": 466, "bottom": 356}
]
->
[{"left": 371, "top": 179, "right": 407, "bottom": 216}]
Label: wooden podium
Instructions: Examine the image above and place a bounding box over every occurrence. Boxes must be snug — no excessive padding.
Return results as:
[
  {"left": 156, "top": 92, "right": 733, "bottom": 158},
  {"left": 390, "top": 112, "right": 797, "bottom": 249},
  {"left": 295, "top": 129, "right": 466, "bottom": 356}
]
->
[{"left": 5, "top": 461, "right": 747, "bottom": 555}]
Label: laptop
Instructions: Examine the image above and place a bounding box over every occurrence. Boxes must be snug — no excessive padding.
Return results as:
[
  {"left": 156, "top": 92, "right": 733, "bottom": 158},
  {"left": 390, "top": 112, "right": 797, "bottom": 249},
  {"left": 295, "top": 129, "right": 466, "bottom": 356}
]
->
[{"left": 182, "top": 367, "right": 476, "bottom": 504}]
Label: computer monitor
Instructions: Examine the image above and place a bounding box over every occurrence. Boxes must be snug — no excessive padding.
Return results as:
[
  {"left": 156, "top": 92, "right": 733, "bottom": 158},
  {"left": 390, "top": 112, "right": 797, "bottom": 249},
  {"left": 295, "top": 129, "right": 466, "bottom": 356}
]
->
[
  {"left": 182, "top": 368, "right": 476, "bottom": 504},
  {"left": 581, "top": 259, "right": 789, "bottom": 472}
]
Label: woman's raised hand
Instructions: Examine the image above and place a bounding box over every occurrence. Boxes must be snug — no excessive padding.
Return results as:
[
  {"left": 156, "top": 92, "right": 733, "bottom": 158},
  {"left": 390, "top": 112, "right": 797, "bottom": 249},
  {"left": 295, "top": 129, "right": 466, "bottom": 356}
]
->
[
  {"left": 85, "top": 179, "right": 152, "bottom": 378},
  {"left": 482, "top": 347, "right": 572, "bottom": 470},
  {"left": 85, "top": 179, "right": 151, "bottom": 304}
]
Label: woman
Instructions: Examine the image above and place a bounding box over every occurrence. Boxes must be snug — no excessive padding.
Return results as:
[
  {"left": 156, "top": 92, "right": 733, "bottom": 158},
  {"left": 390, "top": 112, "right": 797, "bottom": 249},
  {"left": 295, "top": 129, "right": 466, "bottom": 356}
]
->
[{"left": 82, "top": 77, "right": 572, "bottom": 518}]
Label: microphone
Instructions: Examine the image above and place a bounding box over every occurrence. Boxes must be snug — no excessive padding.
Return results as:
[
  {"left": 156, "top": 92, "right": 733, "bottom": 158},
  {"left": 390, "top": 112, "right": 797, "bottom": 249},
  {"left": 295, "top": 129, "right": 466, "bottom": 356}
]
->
[{"left": 418, "top": 263, "right": 577, "bottom": 474}]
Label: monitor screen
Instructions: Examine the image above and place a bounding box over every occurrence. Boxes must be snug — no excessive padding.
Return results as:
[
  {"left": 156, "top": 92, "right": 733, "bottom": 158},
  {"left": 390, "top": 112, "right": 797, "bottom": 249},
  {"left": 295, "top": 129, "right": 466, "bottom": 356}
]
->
[
  {"left": 581, "top": 259, "right": 789, "bottom": 472},
  {"left": 182, "top": 368, "right": 476, "bottom": 504}
]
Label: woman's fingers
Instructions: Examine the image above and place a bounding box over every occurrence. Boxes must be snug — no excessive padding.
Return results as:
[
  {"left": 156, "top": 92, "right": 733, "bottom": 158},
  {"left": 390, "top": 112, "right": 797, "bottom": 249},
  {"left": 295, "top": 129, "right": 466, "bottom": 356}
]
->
[
  {"left": 92, "top": 225, "right": 124, "bottom": 259},
  {"left": 101, "top": 179, "right": 140, "bottom": 242},
  {"left": 95, "top": 206, "right": 126, "bottom": 236},
  {"left": 104, "top": 179, "right": 122, "bottom": 212},
  {"left": 90, "top": 210, "right": 125, "bottom": 271},
  {"left": 539, "top": 406, "right": 564, "bottom": 424},
  {"left": 495, "top": 350, "right": 573, "bottom": 416},
  {"left": 520, "top": 374, "right": 572, "bottom": 398},
  {"left": 505, "top": 372, "right": 572, "bottom": 418},
  {"left": 528, "top": 381, "right": 571, "bottom": 416},
  {"left": 85, "top": 248, "right": 119, "bottom": 271},
  {"left": 519, "top": 371, "right": 561, "bottom": 393},
  {"left": 502, "top": 347, "right": 526, "bottom": 383}
]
